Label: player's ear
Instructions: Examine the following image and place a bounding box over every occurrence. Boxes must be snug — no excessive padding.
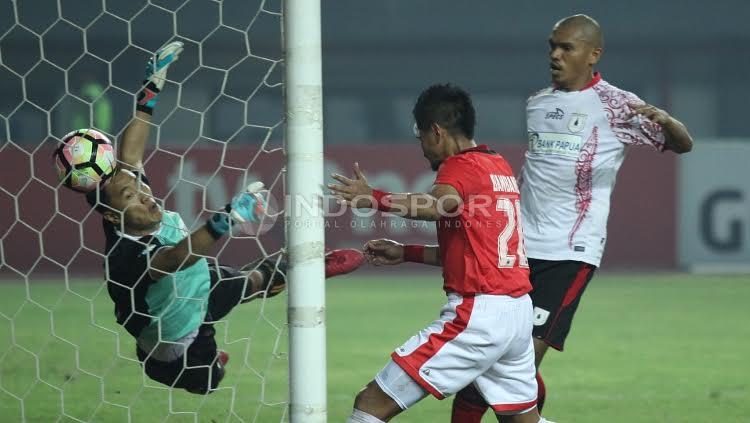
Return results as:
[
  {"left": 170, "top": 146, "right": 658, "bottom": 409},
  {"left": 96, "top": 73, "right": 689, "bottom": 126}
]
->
[
  {"left": 589, "top": 47, "right": 602, "bottom": 66},
  {"left": 103, "top": 210, "right": 120, "bottom": 225},
  {"left": 431, "top": 123, "right": 442, "bottom": 142}
]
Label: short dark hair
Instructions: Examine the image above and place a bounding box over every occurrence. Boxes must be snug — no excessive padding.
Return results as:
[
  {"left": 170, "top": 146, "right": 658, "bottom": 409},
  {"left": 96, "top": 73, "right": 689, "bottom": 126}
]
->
[{"left": 412, "top": 84, "right": 476, "bottom": 140}]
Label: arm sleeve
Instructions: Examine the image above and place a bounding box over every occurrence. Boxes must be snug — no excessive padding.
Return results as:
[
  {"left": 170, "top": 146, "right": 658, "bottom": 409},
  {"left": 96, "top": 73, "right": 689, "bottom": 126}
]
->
[
  {"left": 434, "top": 157, "right": 475, "bottom": 199},
  {"left": 606, "top": 91, "right": 666, "bottom": 152}
]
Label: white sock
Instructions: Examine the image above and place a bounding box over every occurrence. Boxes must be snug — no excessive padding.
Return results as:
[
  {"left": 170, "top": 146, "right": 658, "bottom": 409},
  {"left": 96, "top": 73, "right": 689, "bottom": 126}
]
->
[{"left": 347, "top": 408, "right": 386, "bottom": 423}]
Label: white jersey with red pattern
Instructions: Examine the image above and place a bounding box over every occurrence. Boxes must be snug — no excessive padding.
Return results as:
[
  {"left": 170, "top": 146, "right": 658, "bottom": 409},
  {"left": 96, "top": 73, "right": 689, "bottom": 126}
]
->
[{"left": 520, "top": 73, "right": 665, "bottom": 267}]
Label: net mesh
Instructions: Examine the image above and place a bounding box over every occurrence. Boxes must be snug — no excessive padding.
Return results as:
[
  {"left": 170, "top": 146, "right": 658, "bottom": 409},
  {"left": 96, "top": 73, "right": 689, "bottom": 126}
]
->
[{"left": 0, "top": 0, "right": 289, "bottom": 421}]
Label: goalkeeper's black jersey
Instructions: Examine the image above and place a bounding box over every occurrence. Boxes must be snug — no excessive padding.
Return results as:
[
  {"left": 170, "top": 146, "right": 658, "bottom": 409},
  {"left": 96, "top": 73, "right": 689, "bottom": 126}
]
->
[{"left": 102, "top": 173, "right": 162, "bottom": 338}]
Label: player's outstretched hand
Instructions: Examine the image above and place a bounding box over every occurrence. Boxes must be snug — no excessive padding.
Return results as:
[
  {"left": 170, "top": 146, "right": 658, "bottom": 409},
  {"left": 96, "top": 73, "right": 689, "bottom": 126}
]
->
[
  {"left": 207, "top": 182, "right": 267, "bottom": 237},
  {"left": 628, "top": 102, "right": 671, "bottom": 126},
  {"left": 146, "top": 41, "right": 184, "bottom": 90},
  {"left": 229, "top": 182, "right": 267, "bottom": 224},
  {"left": 137, "top": 41, "right": 183, "bottom": 114},
  {"left": 328, "top": 162, "right": 374, "bottom": 208},
  {"left": 364, "top": 239, "right": 404, "bottom": 266}
]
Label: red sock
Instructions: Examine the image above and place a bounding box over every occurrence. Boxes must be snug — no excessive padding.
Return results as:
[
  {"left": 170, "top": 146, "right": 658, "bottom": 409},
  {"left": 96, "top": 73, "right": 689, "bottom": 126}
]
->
[
  {"left": 451, "top": 396, "right": 488, "bottom": 423},
  {"left": 536, "top": 372, "right": 546, "bottom": 413}
]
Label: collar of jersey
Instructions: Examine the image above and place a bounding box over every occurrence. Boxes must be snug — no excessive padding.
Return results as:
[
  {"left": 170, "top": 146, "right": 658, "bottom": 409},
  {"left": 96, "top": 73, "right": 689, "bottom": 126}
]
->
[
  {"left": 458, "top": 144, "right": 492, "bottom": 154},
  {"left": 115, "top": 225, "right": 160, "bottom": 241},
  {"left": 553, "top": 71, "right": 602, "bottom": 92}
]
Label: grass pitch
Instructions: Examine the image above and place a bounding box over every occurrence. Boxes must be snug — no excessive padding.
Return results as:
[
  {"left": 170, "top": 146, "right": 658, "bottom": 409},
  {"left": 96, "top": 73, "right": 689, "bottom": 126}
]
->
[{"left": 0, "top": 273, "right": 748, "bottom": 422}]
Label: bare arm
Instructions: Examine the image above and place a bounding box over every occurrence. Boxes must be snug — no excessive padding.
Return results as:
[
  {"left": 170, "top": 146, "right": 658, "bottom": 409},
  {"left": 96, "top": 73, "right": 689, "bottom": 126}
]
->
[
  {"left": 630, "top": 103, "right": 693, "bottom": 154},
  {"left": 148, "top": 183, "right": 266, "bottom": 279},
  {"left": 119, "top": 41, "right": 184, "bottom": 171},
  {"left": 379, "top": 184, "right": 461, "bottom": 221},
  {"left": 364, "top": 239, "right": 441, "bottom": 267},
  {"left": 384, "top": 192, "right": 440, "bottom": 221},
  {"left": 422, "top": 245, "right": 441, "bottom": 266},
  {"left": 328, "top": 163, "right": 462, "bottom": 221},
  {"left": 661, "top": 116, "right": 693, "bottom": 154},
  {"left": 148, "top": 224, "right": 217, "bottom": 279},
  {"left": 118, "top": 111, "right": 153, "bottom": 171}
]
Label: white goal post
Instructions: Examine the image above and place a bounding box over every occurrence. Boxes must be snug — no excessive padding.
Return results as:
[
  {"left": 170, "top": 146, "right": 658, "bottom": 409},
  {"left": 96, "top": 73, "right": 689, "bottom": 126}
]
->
[{"left": 283, "top": 1, "right": 327, "bottom": 422}]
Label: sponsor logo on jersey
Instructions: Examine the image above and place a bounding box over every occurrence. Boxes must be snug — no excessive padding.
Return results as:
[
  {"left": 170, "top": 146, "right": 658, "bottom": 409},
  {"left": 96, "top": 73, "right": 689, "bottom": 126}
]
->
[
  {"left": 140, "top": 244, "right": 157, "bottom": 256},
  {"left": 568, "top": 113, "right": 587, "bottom": 133},
  {"left": 545, "top": 108, "right": 565, "bottom": 120},
  {"left": 533, "top": 307, "right": 550, "bottom": 326},
  {"left": 528, "top": 132, "right": 582, "bottom": 157}
]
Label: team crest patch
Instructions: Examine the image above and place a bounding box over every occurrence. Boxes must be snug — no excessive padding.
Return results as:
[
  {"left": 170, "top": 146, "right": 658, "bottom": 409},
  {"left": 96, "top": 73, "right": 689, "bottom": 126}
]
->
[
  {"left": 533, "top": 307, "right": 550, "bottom": 326},
  {"left": 568, "top": 113, "right": 587, "bottom": 133}
]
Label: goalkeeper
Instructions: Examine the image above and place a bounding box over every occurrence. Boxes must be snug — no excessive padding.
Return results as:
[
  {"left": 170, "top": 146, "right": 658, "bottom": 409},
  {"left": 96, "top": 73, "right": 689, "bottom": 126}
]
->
[{"left": 84, "top": 42, "right": 363, "bottom": 394}]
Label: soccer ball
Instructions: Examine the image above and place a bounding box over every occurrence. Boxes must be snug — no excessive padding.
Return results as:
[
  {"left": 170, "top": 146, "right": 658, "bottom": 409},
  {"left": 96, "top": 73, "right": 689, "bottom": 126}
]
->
[{"left": 54, "top": 129, "right": 116, "bottom": 192}]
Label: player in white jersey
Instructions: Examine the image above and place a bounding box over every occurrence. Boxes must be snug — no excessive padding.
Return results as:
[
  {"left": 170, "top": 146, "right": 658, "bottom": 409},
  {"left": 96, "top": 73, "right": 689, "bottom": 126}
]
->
[{"left": 451, "top": 14, "right": 693, "bottom": 421}]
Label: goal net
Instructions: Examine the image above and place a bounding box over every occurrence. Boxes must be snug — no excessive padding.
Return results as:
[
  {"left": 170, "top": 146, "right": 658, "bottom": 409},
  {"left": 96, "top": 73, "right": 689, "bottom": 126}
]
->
[{"left": 0, "top": 0, "right": 325, "bottom": 421}]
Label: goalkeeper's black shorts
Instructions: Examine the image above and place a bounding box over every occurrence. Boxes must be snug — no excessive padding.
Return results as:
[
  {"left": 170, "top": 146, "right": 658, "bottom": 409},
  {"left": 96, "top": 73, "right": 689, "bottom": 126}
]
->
[
  {"left": 528, "top": 258, "right": 597, "bottom": 351},
  {"left": 136, "top": 265, "right": 246, "bottom": 394}
]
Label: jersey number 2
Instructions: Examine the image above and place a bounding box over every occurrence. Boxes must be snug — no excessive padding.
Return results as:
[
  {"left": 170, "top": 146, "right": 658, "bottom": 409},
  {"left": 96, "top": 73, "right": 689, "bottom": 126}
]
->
[{"left": 496, "top": 198, "right": 528, "bottom": 268}]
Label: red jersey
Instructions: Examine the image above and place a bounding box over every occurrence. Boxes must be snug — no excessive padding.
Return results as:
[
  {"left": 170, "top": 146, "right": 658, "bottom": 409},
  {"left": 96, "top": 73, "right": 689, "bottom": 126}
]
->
[{"left": 434, "top": 145, "right": 531, "bottom": 297}]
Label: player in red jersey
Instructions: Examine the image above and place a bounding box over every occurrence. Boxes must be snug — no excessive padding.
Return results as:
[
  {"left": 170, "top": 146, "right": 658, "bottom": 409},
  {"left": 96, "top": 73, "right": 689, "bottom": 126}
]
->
[{"left": 330, "top": 84, "right": 550, "bottom": 423}]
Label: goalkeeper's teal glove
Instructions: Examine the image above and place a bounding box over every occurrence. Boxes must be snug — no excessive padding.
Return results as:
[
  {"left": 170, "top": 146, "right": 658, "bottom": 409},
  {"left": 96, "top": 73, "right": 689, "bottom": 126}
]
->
[
  {"left": 137, "top": 41, "right": 184, "bottom": 115},
  {"left": 207, "top": 182, "right": 267, "bottom": 238}
]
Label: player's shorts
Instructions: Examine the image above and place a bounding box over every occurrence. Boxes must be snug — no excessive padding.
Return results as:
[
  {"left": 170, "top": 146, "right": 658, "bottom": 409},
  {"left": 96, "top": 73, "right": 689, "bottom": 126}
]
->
[
  {"left": 528, "top": 258, "right": 597, "bottom": 351},
  {"left": 136, "top": 265, "right": 247, "bottom": 394},
  {"left": 384, "top": 293, "right": 538, "bottom": 414}
]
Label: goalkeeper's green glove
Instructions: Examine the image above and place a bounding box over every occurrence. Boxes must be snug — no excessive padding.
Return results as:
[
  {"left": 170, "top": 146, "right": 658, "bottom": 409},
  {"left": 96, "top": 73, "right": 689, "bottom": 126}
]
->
[
  {"left": 136, "top": 41, "right": 184, "bottom": 115},
  {"left": 207, "top": 182, "right": 267, "bottom": 238}
]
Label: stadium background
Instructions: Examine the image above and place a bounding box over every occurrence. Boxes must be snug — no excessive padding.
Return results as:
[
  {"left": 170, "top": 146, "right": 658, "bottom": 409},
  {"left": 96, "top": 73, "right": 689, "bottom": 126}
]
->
[{"left": 1, "top": 0, "right": 749, "bottom": 422}]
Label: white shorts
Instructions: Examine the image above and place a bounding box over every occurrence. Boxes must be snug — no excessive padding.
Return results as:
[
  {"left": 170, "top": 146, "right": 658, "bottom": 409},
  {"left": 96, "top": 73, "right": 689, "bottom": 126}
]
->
[{"left": 380, "top": 293, "right": 537, "bottom": 414}]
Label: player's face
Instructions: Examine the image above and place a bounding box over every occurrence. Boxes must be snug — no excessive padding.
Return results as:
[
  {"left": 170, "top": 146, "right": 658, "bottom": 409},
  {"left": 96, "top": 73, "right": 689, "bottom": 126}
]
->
[
  {"left": 102, "top": 169, "right": 163, "bottom": 232},
  {"left": 548, "top": 25, "right": 600, "bottom": 90},
  {"left": 416, "top": 128, "right": 443, "bottom": 171}
]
